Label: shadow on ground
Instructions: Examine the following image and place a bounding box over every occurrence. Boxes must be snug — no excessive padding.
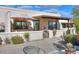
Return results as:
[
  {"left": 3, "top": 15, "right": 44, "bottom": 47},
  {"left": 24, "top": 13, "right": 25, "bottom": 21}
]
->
[{"left": 53, "top": 41, "right": 66, "bottom": 50}]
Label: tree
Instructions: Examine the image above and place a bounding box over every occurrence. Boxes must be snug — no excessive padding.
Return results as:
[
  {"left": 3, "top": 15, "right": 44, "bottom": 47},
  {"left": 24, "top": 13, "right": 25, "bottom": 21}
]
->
[
  {"left": 73, "top": 8, "right": 79, "bottom": 32},
  {"left": 73, "top": 18, "right": 79, "bottom": 32}
]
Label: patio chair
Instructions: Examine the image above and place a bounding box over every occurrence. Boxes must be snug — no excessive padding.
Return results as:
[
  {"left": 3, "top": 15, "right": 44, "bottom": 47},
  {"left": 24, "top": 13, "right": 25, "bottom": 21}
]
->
[{"left": 23, "top": 46, "right": 46, "bottom": 54}]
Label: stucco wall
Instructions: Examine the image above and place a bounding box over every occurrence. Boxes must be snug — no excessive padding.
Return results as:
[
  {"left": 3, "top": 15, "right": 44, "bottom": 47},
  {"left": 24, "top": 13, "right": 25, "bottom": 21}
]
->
[
  {"left": 39, "top": 18, "right": 58, "bottom": 30},
  {"left": 0, "top": 29, "right": 76, "bottom": 45},
  {"left": 39, "top": 18, "right": 48, "bottom": 30},
  {"left": 29, "top": 31, "right": 43, "bottom": 41},
  {"left": 0, "top": 12, "right": 6, "bottom": 30},
  {"left": 0, "top": 31, "right": 43, "bottom": 44}
]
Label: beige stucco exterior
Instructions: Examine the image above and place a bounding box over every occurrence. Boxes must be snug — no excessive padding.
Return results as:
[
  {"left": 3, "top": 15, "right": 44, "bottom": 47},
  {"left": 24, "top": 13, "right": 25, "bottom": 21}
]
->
[
  {"left": 0, "top": 7, "right": 61, "bottom": 32},
  {"left": 0, "top": 7, "right": 76, "bottom": 35}
]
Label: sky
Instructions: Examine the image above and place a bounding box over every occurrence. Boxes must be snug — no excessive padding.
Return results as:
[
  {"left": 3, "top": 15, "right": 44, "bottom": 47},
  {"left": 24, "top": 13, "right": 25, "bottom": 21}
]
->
[{"left": 0, "top": 5, "right": 74, "bottom": 18}]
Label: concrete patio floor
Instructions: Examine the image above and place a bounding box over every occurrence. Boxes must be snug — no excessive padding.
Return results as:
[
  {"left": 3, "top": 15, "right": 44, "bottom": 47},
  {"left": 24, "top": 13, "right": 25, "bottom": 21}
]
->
[{"left": 0, "top": 37, "right": 65, "bottom": 54}]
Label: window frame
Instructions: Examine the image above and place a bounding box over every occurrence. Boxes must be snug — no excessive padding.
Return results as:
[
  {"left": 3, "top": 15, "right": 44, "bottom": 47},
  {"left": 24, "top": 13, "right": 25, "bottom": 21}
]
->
[
  {"left": 14, "top": 21, "right": 28, "bottom": 30},
  {"left": 48, "top": 21, "right": 57, "bottom": 30},
  {"left": 33, "top": 20, "right": 40, "bottom": 31}
]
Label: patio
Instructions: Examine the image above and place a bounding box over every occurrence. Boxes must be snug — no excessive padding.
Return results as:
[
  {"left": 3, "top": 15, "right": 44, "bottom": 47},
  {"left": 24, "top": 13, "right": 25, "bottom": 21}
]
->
[{"left": 0, "top": 37, "right": 65, "bottom": 54}]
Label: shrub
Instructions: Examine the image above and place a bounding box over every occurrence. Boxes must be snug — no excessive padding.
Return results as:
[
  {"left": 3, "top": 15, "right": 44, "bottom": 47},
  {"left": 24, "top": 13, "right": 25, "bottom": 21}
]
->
[
  {"left": 71, "top": 35, "right": 76, "bottom": 45},
  {"left": 24, "top": 33, "right": 29, "bottom": 40},
  {"left": 52, "top": 29, "right": 57, "bottom": 36},
  {"left": 64, "top": 34, "right": 72, "bottom": 43},
  {"left": 11, "top": 35, "right": 24, "bottom": 44},
  {"left": 64, "top": 34, "right": 76, "bottom": 45}
]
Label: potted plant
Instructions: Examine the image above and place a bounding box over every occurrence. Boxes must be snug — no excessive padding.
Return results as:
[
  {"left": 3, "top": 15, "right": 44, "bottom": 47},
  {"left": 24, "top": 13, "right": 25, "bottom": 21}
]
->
[{"left": 65, "top": 42, "right": 76, "bottom": 54}]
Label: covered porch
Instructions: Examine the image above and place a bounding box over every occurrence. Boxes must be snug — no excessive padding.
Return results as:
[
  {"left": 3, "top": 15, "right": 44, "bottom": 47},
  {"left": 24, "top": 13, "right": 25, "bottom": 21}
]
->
[{"left": 10, "top": 15, "right": 70, "bottom": 32}]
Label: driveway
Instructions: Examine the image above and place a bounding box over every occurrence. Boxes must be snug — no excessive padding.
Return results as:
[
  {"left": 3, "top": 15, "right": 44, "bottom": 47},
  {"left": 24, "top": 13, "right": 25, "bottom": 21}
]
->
[{"left": 0, "top": 37, "right": 65, "bottom": 54}]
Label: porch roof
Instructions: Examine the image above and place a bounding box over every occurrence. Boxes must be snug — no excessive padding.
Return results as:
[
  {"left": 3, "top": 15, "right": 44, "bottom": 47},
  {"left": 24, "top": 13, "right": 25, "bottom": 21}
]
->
[
  {"left": 11, "top": 14, "right": 34, "bottom": 21},
  {"left": 33, "top": 15, "right": 71, "bottom": 20},
  {"left": 11, "top": 17, "right": 33, "bottom": 21}
]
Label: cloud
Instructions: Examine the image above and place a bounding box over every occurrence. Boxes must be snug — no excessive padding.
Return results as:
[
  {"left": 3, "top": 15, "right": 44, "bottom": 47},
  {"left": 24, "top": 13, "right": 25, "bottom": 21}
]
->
[
  {"left": 44, "top": 8, "right": 59, "bottom": 13},
  {"left": 16, "top": 5, "right": 41, "bottom": 11},
  {"left": 16, "top": 5, "right": 33, "bottom": 9},
  {"left": 40, "top": 5, "right": 62, "bottom": 8},
  {"left": 0, "top": 5, "right": 73, "bottom": 18}
]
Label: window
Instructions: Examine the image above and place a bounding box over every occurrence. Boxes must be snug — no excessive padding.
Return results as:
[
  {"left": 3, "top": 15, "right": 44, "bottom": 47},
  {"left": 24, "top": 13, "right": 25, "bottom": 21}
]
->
[
  {"left": 33, "top": 20, "right": 39, "bottom": 30},
  {"left": 0, "top": 23, "right": 5, "bottom": 32},
  {"left": 22, "top": 22, "right": 28, "bottom": 29},
  {"left": 69, "top": 23, "right": 74, "bottom": 28},
  {"left": 14, "top": 21, "right": 28, "bottom": 29},
  {"left": 62, "top": 23, "right": 67, "bottom": 28},
  {"left": 48, "top": 21, "right": 57, "bottom": 30},
  {"left": 62, "top": 23, "right": 74, "bottom": 28}
]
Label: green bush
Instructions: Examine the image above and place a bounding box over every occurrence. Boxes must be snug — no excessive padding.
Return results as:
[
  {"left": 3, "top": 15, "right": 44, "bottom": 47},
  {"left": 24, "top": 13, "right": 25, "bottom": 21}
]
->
[
  {"left": 71, "top": 35, "right": 76, "bottom": 45},
  {"left": 76, "top": 25, "right": 79, "bottom": 32},
  {"left": 64, "top": 34, "right": 76, "bottom": 44},
  {"left": 73, "top": 18, "right": 79, "bottom": 32},
  {"left": 11, "top": 35, "right": 24, "bottom": 44},
  {"left": 64, "top": 34, "right": 72, "bottom": 43},
  {"left": 24, "top": 33, "right": 29, "bottom": 39}
]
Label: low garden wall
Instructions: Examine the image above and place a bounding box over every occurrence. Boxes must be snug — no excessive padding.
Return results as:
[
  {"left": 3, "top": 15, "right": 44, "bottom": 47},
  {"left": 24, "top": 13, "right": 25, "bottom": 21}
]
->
[
  {"left": 0, "top": 30, "right": 65, "bottom": 45},
  {"left": 0, "top": 32, "right": 27, "bottom": 44},
  {"left": 29, "top": 31, "right": 43, "bottom": 41},
  {"left": 49, "top": 30, "right": 63, "bottom": 38},
  {"left": 0, "top": 31, "right": 43, "bottom": 44}
]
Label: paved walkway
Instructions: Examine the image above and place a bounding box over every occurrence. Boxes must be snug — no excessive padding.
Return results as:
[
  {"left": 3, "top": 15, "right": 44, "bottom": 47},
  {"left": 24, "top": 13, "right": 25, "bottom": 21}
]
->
[{"left": 0, "top": 37, "right": 65, "bottom": 54}]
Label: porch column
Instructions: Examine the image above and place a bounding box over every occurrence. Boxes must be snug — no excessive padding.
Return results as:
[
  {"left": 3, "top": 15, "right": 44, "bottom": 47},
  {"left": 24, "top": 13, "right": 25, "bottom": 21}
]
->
[
  {"left": 5, "top": 11, "right": 11, "bottom": 32},
  {"left": 39, "top": 18, "right": 48, "bottom": 30},
  {"left": 68, "top": 19, "right": 69, "bottom": 30},
  {"left": 57, "top": 22, "right": 60, "bottom": 30}
]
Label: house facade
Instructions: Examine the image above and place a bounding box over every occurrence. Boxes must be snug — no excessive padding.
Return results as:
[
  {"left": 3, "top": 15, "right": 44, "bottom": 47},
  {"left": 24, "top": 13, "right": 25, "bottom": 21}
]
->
[{"left": 0, "top": 7, "right": 76, "bottom": 34}]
